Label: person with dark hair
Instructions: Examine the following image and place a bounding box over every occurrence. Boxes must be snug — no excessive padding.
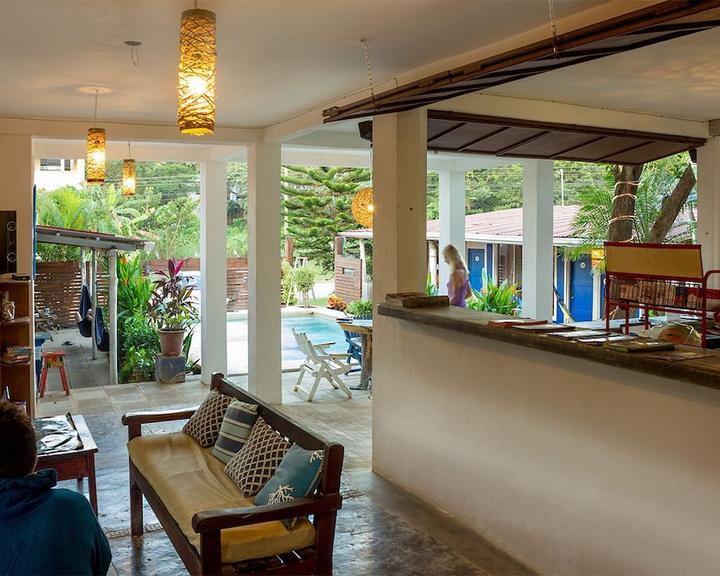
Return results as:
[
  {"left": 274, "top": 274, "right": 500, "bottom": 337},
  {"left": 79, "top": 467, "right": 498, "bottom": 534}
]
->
[{"left": 0, "top": 402, "right": 111, "bottom": 575}]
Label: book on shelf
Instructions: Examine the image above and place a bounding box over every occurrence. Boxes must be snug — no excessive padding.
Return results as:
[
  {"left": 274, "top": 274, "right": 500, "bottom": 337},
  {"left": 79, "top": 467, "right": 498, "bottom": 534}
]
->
[
  {"left": 2, "top": 345, "right": 32, "bottom": 364},
  {"left": 486, "top": 318, "right": 547, "bottom": 328},
  {"left": 512, "top": 323, "right": 575, "bottom": 333},
  {"left": 577, "top": 334, "right": 637, "bottom": 346},
  {"left": 546, "top": 330, "right": 611, "bottom": 340},
  {"left": 602, "top": 338, "right": 675, "bottom": 353}
]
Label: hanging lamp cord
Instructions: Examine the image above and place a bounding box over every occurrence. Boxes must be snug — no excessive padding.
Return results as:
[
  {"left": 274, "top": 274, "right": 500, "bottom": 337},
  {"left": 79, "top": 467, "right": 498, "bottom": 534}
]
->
[
  {"left": 547, "top": 0, "right": 560, "bottom": 57},
  {"left": 361, "top": 39, "right": 376, "bottom": 108},
  {"left": 93, "top": 88, "right": 99, "bottom": 122}
]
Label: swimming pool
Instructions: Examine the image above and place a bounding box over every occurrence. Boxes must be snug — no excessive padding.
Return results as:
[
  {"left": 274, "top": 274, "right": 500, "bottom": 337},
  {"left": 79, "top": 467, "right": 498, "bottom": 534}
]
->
[{"left": 189, "top": 312, "right": 350, "bottom": 375}]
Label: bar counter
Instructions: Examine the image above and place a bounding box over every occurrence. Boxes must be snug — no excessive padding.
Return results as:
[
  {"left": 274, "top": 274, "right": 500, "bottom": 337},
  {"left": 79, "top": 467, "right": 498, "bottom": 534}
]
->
[
  {"left": 377, "top": 303, "right": 720, "bottom": 390},
  {"left": 373, "top": 302, "right": 720, "bottom": 574}
]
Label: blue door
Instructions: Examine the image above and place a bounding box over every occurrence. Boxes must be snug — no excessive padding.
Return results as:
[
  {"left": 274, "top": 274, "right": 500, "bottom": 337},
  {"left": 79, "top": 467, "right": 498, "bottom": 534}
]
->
[
  {"left": 570, "top": 255, "right": 594, "bottom": 321},
  {"left": 555, "top": 252, "right": 565, "bottom": 322},
  {"left": 467, "top": 248, "right": 485, "bottom": 291}
]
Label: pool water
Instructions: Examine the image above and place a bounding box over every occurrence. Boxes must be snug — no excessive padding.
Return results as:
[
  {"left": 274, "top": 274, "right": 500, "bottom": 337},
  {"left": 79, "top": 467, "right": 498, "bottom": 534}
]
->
[
  {"left": 189, "top": 312, "right": 351, "bottom": 374},
  {"left": 280, "top": 315, "right": 348, "bottom": 362}
]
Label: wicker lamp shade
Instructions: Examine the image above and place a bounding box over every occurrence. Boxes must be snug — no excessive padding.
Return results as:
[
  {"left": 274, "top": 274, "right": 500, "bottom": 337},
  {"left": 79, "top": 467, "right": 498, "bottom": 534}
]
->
[
  {"left": 352, "top": 187, "right": 374, "bottom": 228},
  {"left": 177, "top": 8, "right": 216, "bottom": 135},
  {"left": 122, "top": 159, "right": 136, "bottom": 197},
  {"left": 85, "top": 128, "right": 106, "bottom": 183}
]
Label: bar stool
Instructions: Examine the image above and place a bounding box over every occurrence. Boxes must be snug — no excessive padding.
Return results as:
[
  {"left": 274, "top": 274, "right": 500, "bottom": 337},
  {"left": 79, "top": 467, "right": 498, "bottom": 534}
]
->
[{"left": 38, "top": 351, "right": 70, "bottom": 397}]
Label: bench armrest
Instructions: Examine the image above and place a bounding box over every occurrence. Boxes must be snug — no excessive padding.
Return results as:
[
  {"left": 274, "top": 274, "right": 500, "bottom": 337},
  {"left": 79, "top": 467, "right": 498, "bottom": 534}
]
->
[
  {"left": 122, "top": 407, "right": 198, "bottom": 440},
  {"left": 192, "top": 493, "right": 342, "bottom": 533}
]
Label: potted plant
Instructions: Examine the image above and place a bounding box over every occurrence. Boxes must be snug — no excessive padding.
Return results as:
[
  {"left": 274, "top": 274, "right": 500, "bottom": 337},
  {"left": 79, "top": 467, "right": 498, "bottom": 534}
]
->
[{"left": 148, "top": 258, "right": 199, "bottom": 357}]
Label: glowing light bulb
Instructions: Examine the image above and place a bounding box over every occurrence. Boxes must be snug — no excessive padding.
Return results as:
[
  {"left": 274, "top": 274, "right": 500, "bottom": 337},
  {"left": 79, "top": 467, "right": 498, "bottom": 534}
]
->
[
  {"left": 367, "top": 204, "right": 374, "bottom": 213},
  {"left": 187, "top": 75, "right": 208, "bottom": 96}
]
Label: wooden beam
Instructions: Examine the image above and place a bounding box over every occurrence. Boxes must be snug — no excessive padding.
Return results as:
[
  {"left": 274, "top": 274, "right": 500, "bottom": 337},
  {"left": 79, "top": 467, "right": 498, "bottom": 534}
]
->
[
  {"left": 455, "top": 127, "right": 510, "bottom": 152},
  {"left": 496, "top": 130, "right": 552, "bottom": 156},
  {"left": 427, "top": 122, "right": 466, "bottom": 143}
]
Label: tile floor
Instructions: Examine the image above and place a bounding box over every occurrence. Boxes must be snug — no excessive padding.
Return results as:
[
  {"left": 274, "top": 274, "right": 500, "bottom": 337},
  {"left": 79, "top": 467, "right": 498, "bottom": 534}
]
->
[{"left": 38, "top": 372, "right": 532, "bottom": 575}]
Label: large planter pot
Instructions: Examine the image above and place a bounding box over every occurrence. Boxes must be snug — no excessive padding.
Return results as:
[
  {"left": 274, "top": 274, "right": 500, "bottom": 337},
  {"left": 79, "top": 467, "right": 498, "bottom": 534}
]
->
[{"left": 159, "top": 329, "right": 185, "bottom": 357}]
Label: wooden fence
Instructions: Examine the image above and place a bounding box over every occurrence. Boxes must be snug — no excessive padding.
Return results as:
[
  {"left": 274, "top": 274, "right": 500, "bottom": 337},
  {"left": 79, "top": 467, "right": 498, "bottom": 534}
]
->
[
  {"left": 35, "top": 257, "right": 250, "bottom": 327},
  {"left": 334, "top": 255, "right": 363, "bottom": 303}
]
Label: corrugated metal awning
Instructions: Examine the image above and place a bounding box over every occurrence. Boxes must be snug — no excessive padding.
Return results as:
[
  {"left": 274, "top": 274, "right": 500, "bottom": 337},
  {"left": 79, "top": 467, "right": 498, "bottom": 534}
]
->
[{"left": 36, "top": 225, "right": 152, "bottom": 252}]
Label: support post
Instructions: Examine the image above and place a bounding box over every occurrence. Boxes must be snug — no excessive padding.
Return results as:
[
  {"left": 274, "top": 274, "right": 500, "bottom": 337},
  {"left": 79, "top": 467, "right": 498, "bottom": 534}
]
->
[
  {"left": 697, "top": 138, "right": 720, "bottom": 274},
  {"left": 200, "top": 161, "right": 228, "bottom": 385},
  {"left": 91, "top": 248, "right": 97, "bottom": 360},
  {"left": 438, "top": 170, "right": 466, "bottom": 293},
  {"left": 372, "top": 109, "right": 428, "bottom": 302},
  {"left": 248, "top": 143, "right": 282, "bottom": 403},
  {"left": 521, "top": 160, "right": 554, "bottom": 320},
  {"left": 108, "top": 249, "right": 118, "bottom": 386}
]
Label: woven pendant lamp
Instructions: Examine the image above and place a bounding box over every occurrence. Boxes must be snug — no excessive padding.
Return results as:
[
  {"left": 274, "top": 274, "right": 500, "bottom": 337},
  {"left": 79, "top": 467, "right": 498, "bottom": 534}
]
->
[
  {"left": 86, "top": 128, "right": 106, "bottom": 183},
  {"left": 352, "top": 187, "right": 374, "bottom": 228},
  {"left": 122, "top": 160, "right": 136, "bottom": 197},
  {"left": 177, "top": 7, "right": 216, "bottom": 135}
]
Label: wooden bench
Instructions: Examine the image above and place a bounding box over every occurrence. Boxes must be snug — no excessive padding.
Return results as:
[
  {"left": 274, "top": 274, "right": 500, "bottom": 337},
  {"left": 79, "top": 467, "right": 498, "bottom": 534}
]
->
[{"left": 122, "top": 373, "right": 345, "bottom": 575}]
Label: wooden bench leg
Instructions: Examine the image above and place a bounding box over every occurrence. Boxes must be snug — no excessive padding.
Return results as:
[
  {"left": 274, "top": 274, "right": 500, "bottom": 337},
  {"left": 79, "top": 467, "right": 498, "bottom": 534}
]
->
[
  {"left": 38, "top": 365, "right": 48, "bottom": 398},
  {"left": 130, "top": 461, "right": 143, "bottom": 537}
]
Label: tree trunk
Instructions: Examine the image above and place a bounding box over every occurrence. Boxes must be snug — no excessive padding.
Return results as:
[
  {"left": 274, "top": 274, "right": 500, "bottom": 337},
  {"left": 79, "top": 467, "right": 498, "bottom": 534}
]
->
[
  {"left": 608, "top": 164, "right": 645, "bottom": 242},
  {"left": 647, "top": 164, "right": 695, "bottom": 244}
]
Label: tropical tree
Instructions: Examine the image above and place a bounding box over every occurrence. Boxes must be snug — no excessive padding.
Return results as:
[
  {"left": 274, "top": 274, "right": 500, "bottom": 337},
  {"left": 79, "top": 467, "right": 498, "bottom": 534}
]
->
[
  {"left": 570, "top": 154, "right": 695, "bottom": 258},
  {"left": 281, "top": 166, "right": 370, "bottom": 271}
]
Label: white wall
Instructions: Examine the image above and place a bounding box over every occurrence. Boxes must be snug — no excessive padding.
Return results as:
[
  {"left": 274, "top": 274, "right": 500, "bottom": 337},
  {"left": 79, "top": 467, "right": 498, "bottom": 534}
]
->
[
  {"left": 0, "top": 135, "right": 33, "bottom": 275},
  {"left": 373, "top": 317, "right": 720, "bottom": 575}
]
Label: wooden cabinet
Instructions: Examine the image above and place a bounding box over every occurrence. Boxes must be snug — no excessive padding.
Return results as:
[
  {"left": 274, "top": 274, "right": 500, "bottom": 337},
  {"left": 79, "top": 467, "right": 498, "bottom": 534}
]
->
[{"left": 0, "top": 280, "right": 34, "bottom": 417}]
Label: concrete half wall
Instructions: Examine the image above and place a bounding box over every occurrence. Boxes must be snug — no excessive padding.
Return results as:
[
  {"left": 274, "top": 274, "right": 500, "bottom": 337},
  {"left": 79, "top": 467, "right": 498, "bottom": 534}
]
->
[{"left": 373, "top": 316, "right": 720, "bottom": 574}]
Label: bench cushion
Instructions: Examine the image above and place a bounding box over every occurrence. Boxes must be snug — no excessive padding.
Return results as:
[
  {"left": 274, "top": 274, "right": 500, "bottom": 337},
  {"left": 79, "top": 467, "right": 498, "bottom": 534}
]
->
[{"left": 128, "top": 432, "right": 315, "bottom": 564}]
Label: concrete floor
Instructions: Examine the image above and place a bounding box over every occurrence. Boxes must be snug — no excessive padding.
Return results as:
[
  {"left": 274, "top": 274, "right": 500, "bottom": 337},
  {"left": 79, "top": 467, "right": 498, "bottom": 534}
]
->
[{"left": 38, "top": 372, "right": 532, "bottom": 576}]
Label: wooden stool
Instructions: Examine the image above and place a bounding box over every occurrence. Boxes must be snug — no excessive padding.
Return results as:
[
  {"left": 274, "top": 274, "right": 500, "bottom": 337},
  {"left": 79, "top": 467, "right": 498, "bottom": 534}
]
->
[{"left": 39, "top": 351, "right": 70, "bottom": 397}]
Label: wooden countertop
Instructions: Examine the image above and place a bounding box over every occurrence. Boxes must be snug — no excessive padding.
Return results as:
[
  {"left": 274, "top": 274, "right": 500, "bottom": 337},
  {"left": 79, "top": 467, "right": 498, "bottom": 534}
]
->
[{"left": 377, "top": 303, "right": 720, "bottom": 391}]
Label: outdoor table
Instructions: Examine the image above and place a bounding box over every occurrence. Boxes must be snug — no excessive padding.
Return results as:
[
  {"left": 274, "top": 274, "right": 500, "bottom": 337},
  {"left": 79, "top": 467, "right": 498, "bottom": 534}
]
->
[
  {"left": 35, "top": 414, "right": 99, "bottom": 515},
  {"left": 338, "top": 319, "right": 372, "bottom": 392}
]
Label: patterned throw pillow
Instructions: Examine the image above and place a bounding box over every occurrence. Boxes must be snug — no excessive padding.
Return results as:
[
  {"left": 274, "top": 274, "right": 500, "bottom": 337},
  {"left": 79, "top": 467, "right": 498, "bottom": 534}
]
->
[
  {"left": 255, "top": 444, "right": 325, "bottom": 512},
  {"left": 182, "top": 389, "right": 233, "bottom": 448},
  {"left": 211, "top": 400, "right": 259, "bottom": 464},
  {"left": 224, "top": 417, "right": 290, "bottom": 497}
]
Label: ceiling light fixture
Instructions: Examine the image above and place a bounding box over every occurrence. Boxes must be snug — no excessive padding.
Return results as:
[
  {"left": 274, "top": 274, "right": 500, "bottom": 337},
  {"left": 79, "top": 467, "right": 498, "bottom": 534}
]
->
[
  {"left": 177, "top": 3, "right": 216, "bottom": 135},
  {"left": 122, "top": 142, "right": 136, "bottom": 197},
  {"left": 86, "top": 89, "right": 106, "bottom": 183},
  {"left": 124, "top": 40, "right": 142, "bottom": 66}
]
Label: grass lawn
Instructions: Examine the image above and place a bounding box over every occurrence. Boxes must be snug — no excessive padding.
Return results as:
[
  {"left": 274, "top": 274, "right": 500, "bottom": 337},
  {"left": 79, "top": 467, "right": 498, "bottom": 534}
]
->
[{"left": 310, "top": 295, "right": 329, "bottom": 308}]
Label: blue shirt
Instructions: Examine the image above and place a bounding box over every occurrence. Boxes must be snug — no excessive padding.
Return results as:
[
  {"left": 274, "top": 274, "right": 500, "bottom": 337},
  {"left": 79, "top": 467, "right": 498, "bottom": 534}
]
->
[{"left": 0, "top": 469, "right": 111, "bottom": 575}]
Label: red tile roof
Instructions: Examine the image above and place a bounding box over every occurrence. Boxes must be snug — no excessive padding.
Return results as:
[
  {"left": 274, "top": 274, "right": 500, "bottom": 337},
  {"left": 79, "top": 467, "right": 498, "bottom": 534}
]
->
[{"left": 425, "top": 205, "right": 580, "bottom": 240}]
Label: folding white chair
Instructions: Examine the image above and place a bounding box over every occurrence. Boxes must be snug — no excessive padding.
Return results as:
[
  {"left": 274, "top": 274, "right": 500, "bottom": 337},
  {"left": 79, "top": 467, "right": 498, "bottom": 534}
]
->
[{"left": 292, "top": 329, "right": 353, "bottom": 402}]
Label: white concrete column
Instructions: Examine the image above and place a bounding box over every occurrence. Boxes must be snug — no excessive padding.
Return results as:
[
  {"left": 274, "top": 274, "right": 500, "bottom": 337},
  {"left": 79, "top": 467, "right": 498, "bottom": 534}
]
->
[
  {"left": 372, "top": 109, "right": 428, "bottom": 302},
  {"left": 521, "top": 160, "right": 554, "bottom": 320},
  {"left": 438, "top": 170, "right": 465, "bottom": 293},
  {"left": 200, "top": 161, "right": 228, "bottom": 384},
  {"left": 248, "top": 143, "right": 282, "bottom": 403},
  {"left": 108, "top": 248, "right": 118, "bottom": 386},
  {"left": 697, "top": 138, "right": 720, "bottom": 274}
]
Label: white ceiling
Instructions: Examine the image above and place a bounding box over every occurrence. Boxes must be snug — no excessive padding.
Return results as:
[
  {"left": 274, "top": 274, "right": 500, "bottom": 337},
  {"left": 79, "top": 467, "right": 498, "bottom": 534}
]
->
[
  {"left": 485, "top": 27, "right": 720, "bottom": 122},
  {"left": 0, "top": 0, "right": 607, "bottom": 129}
]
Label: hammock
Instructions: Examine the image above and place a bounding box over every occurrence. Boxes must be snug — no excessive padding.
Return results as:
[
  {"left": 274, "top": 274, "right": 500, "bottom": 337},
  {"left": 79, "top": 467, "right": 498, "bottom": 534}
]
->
[
  {"left": 77, "top": 285, "right": 92, "bottom": 338},
  {"left": 94, "top": 306, "right": 110, "bottom": 353}
]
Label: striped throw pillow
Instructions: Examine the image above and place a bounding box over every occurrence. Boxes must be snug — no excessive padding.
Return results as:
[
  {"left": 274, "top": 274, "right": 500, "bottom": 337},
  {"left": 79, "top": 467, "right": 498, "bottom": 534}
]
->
[{"left": 211, "top": 400, "right": 259, "bottom": 463}]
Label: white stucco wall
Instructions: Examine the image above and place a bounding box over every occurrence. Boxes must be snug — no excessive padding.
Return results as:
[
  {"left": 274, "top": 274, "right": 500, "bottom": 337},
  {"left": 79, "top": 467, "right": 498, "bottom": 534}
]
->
[{"left": 373, "top": 315, "right": 720, "bottom": 575}]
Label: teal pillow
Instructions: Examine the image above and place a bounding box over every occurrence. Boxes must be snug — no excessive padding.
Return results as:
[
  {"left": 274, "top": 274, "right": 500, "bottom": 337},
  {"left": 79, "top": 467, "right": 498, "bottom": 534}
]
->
[{"left": 254, "top": 444, "right": 325, "bottom": 509}]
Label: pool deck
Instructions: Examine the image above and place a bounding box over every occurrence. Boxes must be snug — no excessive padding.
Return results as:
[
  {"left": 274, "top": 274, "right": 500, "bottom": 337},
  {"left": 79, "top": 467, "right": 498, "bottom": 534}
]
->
[{"left": 37, "top": 307, "right": 350, "bottom": 396}]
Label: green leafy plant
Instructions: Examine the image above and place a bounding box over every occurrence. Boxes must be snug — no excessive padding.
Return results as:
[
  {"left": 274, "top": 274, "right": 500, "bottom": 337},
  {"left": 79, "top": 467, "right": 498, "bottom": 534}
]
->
[
  {"left": 148, "top": 258, "right": 199, "bottom": 331},
  {"left": 467, "top": 270, "right": 520, "bottom": 315},
  {"left": 292, "top": 264, "right": 321, "bottom": 308},
  {"left": 425, "top": 272, "right": 438, "bottom": 296},
  {"left": 281, "top": 260, "right": 297, "bottom": 306},
  {"left": 346, "top": 299, "right": 373, "bottom": 318},
  {"left": 117, "top": 253, "right": 154, "bottom": 321},
  {"left": 118, "top": 312, "right": 160, "bottom": 383}
]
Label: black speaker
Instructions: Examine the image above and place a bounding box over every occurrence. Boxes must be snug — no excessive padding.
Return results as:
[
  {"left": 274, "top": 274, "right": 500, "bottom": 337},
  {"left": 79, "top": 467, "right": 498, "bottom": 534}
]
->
[{"left": 0, "top": 210, "right": 17, "bottom": 274}]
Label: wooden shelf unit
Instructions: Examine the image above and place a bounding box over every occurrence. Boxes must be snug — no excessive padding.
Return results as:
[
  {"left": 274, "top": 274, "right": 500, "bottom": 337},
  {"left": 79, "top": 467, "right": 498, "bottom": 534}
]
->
[
  {"left": 603, "top": 242, "right": 720, "bottom": 348},
  {"left": 0, "top": 280, "right": 34, "bottom": 416}
]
